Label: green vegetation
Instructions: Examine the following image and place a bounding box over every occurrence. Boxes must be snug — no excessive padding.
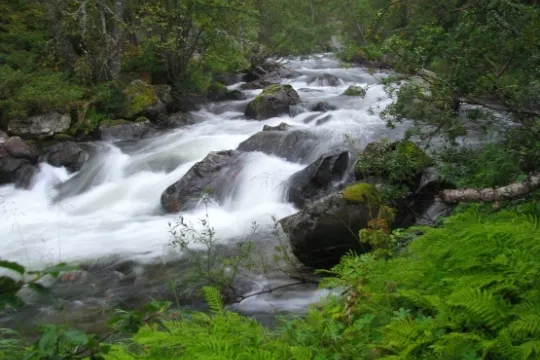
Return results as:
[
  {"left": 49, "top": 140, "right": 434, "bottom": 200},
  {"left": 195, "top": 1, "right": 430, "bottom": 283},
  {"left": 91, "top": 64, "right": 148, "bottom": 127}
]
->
[{"left": 342, "top": 183, "right": 379, "bottom": 204}]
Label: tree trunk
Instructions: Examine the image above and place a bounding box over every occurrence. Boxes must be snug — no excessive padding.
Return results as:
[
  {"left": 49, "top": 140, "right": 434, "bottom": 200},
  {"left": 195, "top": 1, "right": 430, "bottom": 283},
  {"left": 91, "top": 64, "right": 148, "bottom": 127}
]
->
[
  {"left": 439, "top": 172, "right": 540, "bottom": 203},
  {"left": 108, "top": 0, "right": 125, "bottom": 80}
]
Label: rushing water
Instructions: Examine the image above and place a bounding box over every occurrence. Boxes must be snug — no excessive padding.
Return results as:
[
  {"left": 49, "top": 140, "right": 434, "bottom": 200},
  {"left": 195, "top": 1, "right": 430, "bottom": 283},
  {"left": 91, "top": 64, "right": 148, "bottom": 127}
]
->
[{"left": 0, "top": 54, "right": 412, "bottom": 315}]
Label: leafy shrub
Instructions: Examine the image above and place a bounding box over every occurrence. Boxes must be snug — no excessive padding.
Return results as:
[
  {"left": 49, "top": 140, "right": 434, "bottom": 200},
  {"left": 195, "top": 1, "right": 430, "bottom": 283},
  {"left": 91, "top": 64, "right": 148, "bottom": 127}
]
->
[
  {"left": 0, "top": 66, "right": 84, "bottom": 121},
  {"left": 436, "top": 143, "right": 525, "bottom": 189}
]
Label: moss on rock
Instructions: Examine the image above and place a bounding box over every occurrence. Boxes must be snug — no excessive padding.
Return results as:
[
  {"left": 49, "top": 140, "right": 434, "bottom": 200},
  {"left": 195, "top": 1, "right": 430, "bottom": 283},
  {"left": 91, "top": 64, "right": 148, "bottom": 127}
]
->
[
  {"left": 343, "top": 183, "right": 379, "bottom": 204},
  {"left": 343, "top": 85, "right": 367, "bottom": 97},
  {"left": 120, "top": 80, "right": 158, "bottom": 119}
]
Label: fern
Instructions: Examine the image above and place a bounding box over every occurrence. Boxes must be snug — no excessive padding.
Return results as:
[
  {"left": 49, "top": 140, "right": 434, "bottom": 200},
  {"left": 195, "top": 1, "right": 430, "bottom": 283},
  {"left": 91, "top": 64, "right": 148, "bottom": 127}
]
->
[{"left": 203, "top": 286, "right": 224, "bottom": 315}]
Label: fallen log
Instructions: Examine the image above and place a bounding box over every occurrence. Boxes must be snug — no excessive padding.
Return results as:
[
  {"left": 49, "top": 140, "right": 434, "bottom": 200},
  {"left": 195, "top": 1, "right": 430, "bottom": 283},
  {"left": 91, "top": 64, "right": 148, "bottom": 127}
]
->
[{"left": 439, "top": 172, "right": 540, "bottom": 203}]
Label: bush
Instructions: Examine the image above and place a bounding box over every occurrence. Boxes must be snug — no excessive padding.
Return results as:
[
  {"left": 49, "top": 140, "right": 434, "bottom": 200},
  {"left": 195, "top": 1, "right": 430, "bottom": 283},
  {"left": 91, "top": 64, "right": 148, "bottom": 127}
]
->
[{"left": 0, "top": 66, "right": 84, "bottom": 121}]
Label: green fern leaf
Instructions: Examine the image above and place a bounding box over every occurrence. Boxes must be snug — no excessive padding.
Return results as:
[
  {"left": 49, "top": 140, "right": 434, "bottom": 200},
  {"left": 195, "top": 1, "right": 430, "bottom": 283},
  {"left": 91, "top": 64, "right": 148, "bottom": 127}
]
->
[{"left": 203, "top": 286, "right": 225, "bottom": 315}]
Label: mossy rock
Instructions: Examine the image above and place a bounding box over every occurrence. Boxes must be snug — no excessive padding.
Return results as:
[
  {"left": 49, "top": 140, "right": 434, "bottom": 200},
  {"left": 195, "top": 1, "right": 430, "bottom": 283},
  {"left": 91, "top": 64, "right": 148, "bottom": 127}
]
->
[
  {"left": 343, "top": 183, "right": 379, "bottom": 204},
  {"left": 343, "top": 85, "right": 367, "bottom": 97},
  {"left": 120, "top": 80, "right": 158, "bottom": 119},
  {"left": 245, "top": 84, "right": 300, "bottom": 120},
  {"left": 395, "top": 140, "right": 433, "bottom": 172},
  {"left": 135, "top": 116, "right": 149, "bottom": 123}
]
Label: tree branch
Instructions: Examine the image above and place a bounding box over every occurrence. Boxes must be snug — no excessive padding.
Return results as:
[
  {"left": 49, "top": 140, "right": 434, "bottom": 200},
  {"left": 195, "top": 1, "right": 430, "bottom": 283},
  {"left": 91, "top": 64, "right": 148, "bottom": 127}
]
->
[{"left": 439, "top": 172, "right": 540, "bottom": 203}]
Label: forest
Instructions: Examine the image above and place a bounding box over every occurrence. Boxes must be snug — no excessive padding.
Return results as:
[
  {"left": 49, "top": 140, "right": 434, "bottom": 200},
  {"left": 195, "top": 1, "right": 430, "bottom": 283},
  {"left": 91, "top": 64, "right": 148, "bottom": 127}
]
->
[{"left": 1, "top": 0, "right": 540, "bottom": 359}]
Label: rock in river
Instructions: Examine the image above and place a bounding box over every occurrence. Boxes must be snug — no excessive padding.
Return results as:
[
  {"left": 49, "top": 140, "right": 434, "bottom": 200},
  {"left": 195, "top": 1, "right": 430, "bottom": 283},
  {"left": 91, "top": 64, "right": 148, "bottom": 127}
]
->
[
  {"left": 245, "top": 84, "right": 301, "bottom": 120},
  {"left": 161, "top": 150, "right": 245, "bottom": 213}
]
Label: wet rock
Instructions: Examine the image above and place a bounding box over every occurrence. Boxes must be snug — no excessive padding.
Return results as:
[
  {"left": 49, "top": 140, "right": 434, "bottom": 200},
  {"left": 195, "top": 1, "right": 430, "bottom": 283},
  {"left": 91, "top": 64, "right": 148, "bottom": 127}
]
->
[
  {"left": 99, "top": 120, "right": 157, "bottom": 141},
  {"left": 263, "top": 123, "right": 291, "bottom": 132},
  {"left": 311, "top": 101, "right": 336, "bottom": 112},
  {"left": 308, "top": 73, "right": 341, "bottom": 87},
  {"left": 287, "top": 150, "right": 356, "bottom": 208},
  {"left": 245, "top": 84, "right": 301, "bottom": 120},
  {"left": 280, "top": 193, "right": 377, "bottom": 269},
  {"left": 161, "top": 150, "right": 245, "bottom": 213},
  {"left": 0, "top": 131, "right": 8, "bottom": 145},
  {"left": 412, "top": 167, "right": 456, "bottom": 223},
  {"left": 237, "top": 130, "right": 319, "bottom": 163},
  {"left": 343, "top": 85, "right": 367, "bottom": 97},
  {"left": 316, "top": 114, "right": 332, "bottom": 126},
  {"left": 4, "top": 137, "right": 38, "bottom": 162},
  {"left": 155, "top": 112, "right": 195, "bottom": 130},
  {"left": 298, "top": 88, "right": 324, "bottom": 93},
  {"left": 0, "top": 157, "right": 36, "bottom": 188},
  {"left": 120, "top": 80, "right": 165, "bottom": 120},
  {"left": 8, "top": 112, "right": 71, "bottom": 138},
  {"left": 41, "top": 141, "right": 88, "bottom": 173},
  {"left": 207, "top": 83, "right": 247, "bottom": 102}
]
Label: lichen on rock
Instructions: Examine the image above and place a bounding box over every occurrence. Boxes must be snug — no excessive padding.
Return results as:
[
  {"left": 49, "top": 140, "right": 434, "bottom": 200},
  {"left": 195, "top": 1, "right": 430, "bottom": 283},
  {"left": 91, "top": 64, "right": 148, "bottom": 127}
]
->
[{"left": 342, "top": 183, "right": 379, "bottom": 204}]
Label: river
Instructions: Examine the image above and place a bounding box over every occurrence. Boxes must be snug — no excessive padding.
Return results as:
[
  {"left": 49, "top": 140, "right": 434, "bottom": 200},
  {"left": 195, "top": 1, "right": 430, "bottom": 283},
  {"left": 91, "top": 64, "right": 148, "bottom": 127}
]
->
[{"left": 0, "top": 54, "right": 413, "bottom": 322}]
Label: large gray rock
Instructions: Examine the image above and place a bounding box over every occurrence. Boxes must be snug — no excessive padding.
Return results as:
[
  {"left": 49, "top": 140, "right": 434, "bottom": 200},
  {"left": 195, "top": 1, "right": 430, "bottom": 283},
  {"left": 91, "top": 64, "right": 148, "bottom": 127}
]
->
[
  {"left": 41, "top": 142, "right": 88, "bottom": 173},
  {"left": 280, "top": 193, "right": 376, "bottom": 269},
  {"left": 99, "top": 120, "right": 157, "bottom": 141},
  {"left": 287, "top": 150, "right": 356, "bottom": 208},
  {"left": 161, "top": 150, "right": 245, "bottom": 213},
  {"left": 262, "top": 122, "right": 291, "bottom": 132},
  {"left": 311, "top": 101, "right": 336, "bottom": 112},
  {"left": 245, "top": 85, "right": 301, "bottom": 120},
  {"left": 0, "top": 157, "right": 36, "bottom": 188},
  {"left": 4, "top": 137, "right": 39, "bottom": 162},
  {"left": 8, "top": 112, "right": 71, "bottom": 138},
  {"left": 237, "top": 130, "right": 319, "bottom": 163},
  {"left": 155, "top": 112, "right": 195, "bottom": 130}
]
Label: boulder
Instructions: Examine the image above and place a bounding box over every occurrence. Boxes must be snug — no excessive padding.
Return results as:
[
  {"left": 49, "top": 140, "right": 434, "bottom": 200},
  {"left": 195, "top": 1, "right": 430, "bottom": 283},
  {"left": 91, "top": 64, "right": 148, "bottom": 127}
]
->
[
  {"left": 311, "top": 101, "right": 336, "bottom": 112},
  {"left": 0, "top": 131, "right": 8, "bottom": 145},
  {"left": 155, "top": 112, "right": 195, "bottom": 130},
  {"left": 280, "top": 192, "right": 378, "bottom": 269},
  {"left": 4, "top": 137, "right": 38, "bottom": 162},
  {"left": 240, "top": 79, "right": 277, "bottom": 90},
  {"left": 308, "top": 73, "right": 341, "bottom": 87},
  {"left": 99, "top": 120, "right": 157, "bottom": 141},
  {"left": 8, "top": 112, "right": 71, "bottom": 138},
  {"left": 237, "top": 130, "right": 319, "bottom": 163},
  {"left": 287, "top": 150, "right": 356, "bottom": 208},
  {"left": 315, "top": 114, "right": 332, "bottom": 126},
  {"left": 0, "top": 157, "right": 36, "bottom": 188},
  {"left": 343, "top": 85, "right": 367, "bottom": 97},
  {"left": 41, "top": 142, "right": 88, "bottom": 173},
  {"left": 245, "top": 84, "right": 301, "bottom": 120},
  {"left": 120, "top": 80, "right": 165, "bottom": 120},
  {"left": 263, "top": 123, "right": 291, "bottom": 132},
  {"left": 161, "top": 150, "right": 245, "bottom": 213}
]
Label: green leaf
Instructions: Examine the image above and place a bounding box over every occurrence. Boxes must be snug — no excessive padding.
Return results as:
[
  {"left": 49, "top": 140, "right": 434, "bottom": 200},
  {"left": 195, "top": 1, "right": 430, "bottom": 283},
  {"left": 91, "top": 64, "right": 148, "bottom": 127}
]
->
[
  {"left": 28, "top": 283, "right": 49, "bottom": 294},
  {"left": 62, "top": 328, "right": 89, "bottom": 345},
  {"left": 0, "top": 260, "right": 25, "bottom": 275},
  {"left": 37, "top": 326, "right": 59, "bottom": 355}
]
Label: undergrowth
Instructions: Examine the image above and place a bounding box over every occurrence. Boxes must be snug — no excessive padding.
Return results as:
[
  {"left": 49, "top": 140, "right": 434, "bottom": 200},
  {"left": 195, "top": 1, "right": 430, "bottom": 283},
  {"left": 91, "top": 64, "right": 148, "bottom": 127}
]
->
[{"left": 98, "top": 201, "right": 540, "bottom": 360}]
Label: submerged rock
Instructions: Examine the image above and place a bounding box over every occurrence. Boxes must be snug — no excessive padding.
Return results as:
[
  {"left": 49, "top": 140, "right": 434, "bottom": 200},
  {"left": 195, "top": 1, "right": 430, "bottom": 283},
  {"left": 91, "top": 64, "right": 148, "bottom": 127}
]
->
[
  {"left": 263, "top": 123, "right": 291, "bottom": 132},
  {"left": 311, "top": 101, "right": 336, "bottom": 112},
  {"left": 287, "top": 150, "right": 356, "bottom": 207},
  {"left": 8, "top": 112, "right": 71, "bottom": 138},
  {"left": 41, "top": 141, "right": 88, "bottom": 173},
  {"left": 245, "top": 84, "right": 301, "bottom": 120},
  {"left": 237, "top": 129, "right": 318, "bottom": 163},
  {"left": 308, "top": 73, "right": 341, "bottom": 87},
  {"left": 207, "top": 83, "right": 246, "bottom": 102},
  {"left": 161, "top": 150, "right": 245, "bottom": 213},
  {"left": 155, "top": 112, "right": 194, "bottom": 130}
]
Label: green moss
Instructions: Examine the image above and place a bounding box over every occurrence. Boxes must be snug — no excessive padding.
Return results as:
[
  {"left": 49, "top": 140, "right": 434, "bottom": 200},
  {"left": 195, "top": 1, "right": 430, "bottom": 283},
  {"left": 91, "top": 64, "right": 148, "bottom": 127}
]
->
[
  {"left": 52, "top": 133, "right": 73, "bottom": 141},
  {"left": 102, "top": 119, "right": 132, "bottom": 127},
  {"left": 343, "top": 85, "right": 366, "bottom": 97},
  {"left": 342, "top": 183, "right": 379, "bottom": 204},
  {"left": 120, "top": 80, "right": 158, "bottom": 119},
  {"left": 396, "top": 140, "right": 433, "bottom": 172}
]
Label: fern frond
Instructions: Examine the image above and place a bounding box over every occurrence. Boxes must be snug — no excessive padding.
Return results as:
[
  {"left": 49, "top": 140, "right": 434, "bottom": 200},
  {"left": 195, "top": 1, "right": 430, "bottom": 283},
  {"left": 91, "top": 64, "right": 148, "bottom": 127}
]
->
[
  {"left": 447, "top": 288, "right": 509, "bottom": 331},
  {"left": 203, "top": 286, "right": 225, "bottom": 315}
]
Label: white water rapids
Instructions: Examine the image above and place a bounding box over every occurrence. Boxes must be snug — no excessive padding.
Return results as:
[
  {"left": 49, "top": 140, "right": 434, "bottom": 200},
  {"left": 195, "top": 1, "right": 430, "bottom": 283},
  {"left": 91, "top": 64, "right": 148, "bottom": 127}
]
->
[{"left": 0, "top": 54, "right": 411, "bottom": 313}]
